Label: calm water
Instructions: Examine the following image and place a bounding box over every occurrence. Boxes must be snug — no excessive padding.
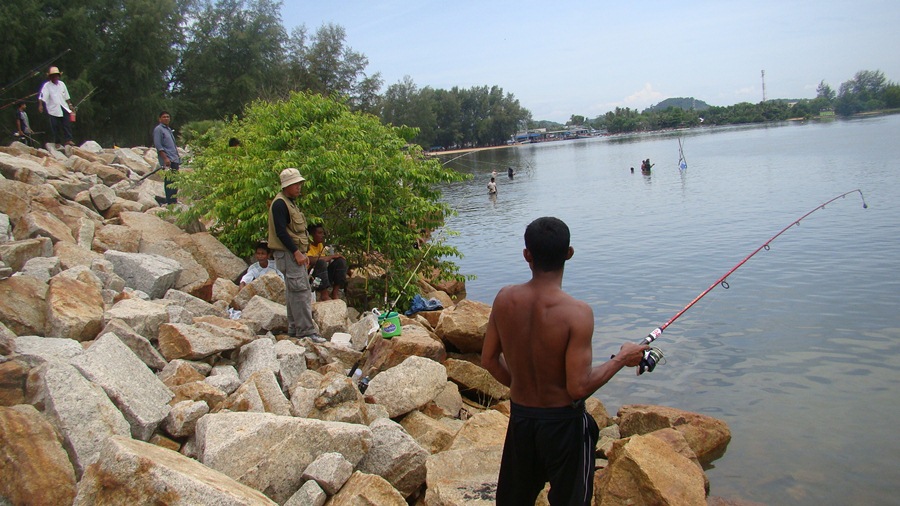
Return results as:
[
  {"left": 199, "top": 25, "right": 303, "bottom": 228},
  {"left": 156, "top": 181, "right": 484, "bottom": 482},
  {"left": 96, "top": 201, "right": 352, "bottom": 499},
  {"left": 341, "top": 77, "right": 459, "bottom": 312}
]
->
[{"left": 437, "top": 116, "right": 900, "bottom": 505}]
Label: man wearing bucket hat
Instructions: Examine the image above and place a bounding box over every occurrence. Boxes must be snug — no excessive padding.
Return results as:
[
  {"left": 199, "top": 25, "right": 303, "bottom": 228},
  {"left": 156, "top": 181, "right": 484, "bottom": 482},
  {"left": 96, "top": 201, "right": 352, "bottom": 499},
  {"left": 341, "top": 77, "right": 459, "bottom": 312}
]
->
[
  {"left": 37, "top": 66, "right": 75, "bottom": 148},
  {"left": 267, "top": 168, "right": 325, "bottom": 343}
]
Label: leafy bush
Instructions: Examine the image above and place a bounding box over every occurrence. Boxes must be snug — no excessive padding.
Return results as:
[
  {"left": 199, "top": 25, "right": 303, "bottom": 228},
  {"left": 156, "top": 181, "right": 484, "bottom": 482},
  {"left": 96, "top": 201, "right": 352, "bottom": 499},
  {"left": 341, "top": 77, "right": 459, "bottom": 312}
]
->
[{"left": 175, "top": 91, "right": 469, "bottom": 309}]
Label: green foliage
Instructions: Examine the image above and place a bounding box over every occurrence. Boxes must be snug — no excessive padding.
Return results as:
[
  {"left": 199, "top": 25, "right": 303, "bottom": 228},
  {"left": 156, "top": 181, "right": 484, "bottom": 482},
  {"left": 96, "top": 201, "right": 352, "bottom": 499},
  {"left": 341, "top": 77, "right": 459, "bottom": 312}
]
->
[
  {"left": 378, "top": 78, "right": 531, "bottom": 149},
  {"left": 175, "top": 91, "right": 469, "bottom": 308}
]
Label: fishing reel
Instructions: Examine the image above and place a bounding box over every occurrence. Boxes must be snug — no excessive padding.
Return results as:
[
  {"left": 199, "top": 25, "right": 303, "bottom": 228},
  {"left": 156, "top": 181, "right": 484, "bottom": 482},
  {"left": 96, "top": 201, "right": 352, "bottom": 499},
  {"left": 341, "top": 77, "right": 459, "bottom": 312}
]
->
[{"left": 638, "top": 347, "right": 665, "bottom": 375}]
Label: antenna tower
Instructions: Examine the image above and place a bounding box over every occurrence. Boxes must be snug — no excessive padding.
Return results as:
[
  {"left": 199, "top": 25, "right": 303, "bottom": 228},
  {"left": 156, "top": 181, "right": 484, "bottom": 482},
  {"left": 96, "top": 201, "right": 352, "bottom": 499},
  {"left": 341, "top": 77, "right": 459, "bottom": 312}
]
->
[{"left": 761, "top": 70, "right": 767, "bottom": 102}]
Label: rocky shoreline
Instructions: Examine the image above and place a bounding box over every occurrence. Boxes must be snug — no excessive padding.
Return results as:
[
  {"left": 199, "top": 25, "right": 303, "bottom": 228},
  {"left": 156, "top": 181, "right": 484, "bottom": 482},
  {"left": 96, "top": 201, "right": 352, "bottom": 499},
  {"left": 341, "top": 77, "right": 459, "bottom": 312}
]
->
[{"left": 1, "top": 140, "right": 750, "bottom": 505}]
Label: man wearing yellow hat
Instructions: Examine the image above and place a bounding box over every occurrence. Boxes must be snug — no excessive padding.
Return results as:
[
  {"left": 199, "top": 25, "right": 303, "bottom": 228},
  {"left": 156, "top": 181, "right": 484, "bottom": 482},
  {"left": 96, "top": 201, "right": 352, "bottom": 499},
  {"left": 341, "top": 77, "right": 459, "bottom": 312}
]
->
[
  {"left": 37, "top": 66, "right": 75, "bottom": 148},
  {"left": 267, "top": 168, "right": 325, "bottom": 343}
]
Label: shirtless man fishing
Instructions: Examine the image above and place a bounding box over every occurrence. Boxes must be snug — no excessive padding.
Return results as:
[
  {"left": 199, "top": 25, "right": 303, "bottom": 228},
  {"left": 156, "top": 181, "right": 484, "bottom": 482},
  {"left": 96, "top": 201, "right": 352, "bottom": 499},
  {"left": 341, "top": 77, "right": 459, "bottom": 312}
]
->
[{"left": 482, "top": 216, "right": 648, "bottom": 505}]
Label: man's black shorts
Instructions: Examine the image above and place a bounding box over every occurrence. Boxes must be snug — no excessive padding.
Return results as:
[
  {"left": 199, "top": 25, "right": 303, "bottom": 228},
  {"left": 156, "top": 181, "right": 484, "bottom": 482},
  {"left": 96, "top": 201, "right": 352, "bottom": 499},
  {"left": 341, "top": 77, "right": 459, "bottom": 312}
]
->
[{"left": 496, "top": 401, "right": 599, "bottom": 506}]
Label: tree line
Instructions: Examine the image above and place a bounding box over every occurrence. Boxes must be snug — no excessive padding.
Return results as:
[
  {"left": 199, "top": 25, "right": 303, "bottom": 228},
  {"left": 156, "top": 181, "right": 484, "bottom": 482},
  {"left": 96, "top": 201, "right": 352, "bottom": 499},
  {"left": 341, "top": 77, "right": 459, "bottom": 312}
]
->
[
  {"left": 1, "top": 0, "right": 529, "bottom": 149},
  {"left": 584, "top": 70, "right": 899, "bottom": 134}
]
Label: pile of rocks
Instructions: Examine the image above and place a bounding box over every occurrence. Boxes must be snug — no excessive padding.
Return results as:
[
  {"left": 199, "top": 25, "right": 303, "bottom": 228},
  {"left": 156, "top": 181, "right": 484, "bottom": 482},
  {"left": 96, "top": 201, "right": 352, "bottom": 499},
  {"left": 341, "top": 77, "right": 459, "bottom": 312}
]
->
[{"left": 0, "top": 140, "right": 739, "bottom": 505}]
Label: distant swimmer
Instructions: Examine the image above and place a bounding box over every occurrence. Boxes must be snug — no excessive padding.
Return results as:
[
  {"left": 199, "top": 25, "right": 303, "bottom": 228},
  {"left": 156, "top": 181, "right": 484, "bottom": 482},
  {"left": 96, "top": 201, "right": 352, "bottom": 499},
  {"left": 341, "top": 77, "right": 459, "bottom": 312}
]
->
[
  {"left": 507, "top": 166, "right": 515, "bottom": 178},
  {"left": 488, "top": 177, "right": 498, "bottom": 195}
]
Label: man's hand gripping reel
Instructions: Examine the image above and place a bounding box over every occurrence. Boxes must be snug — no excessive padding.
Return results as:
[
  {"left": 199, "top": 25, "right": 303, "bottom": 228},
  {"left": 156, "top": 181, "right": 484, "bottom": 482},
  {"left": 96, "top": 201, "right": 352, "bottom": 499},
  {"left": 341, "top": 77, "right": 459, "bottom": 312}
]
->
[
  {"left": 637, "top": 328, "right": 665, "bottom": 375},
  {"left": 612, "top": 328, "right": 666, "bottom": 375}
]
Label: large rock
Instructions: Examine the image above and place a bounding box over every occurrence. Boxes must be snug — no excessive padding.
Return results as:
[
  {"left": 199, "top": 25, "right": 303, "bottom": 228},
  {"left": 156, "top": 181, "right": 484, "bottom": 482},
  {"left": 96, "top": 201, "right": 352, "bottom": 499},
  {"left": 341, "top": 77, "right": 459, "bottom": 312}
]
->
[
  {"left": 98, "top": 318, "right": 168, "bottom": 370},
  {"left": 0, "top": 236, "right": 53, "bottom": 272},
  {"left": 94, "top": 223, "right": 141, "bottom": 252},
  {"left": 303, "top": 371, "right": 368, "bottom": 424},
  {"left": 164, "top": 289, "right": 226, "bottom": 319},
  {"left": 240, "top": 295, "right": 288, "bottom": 333},
  {"left": 196, "top": 412, "right": 374, "bottom": 505},
  {"left": 0, "top": 275, "right": 48, "bottom": 335},
  {"left": 399, "top": 410, "right": 459, "bottom": 455},
  {"left": 13, "top": 209, "right": 77, "bottom": 244},
  {"left": 25, "top": 362, "right": 131, "bottom": 477},
  {"left": 328, "top": 471, "right": 407, "bottom": 506},
  {"left": 14, "top": 335, "right": 84, "bottom": 364},
  {"left": 118, "top": 210, "right": 186, "bottom": 242},
  {"left": 143, "top": 240, "right": 210, "bottom": 296},
  {"left": 312, "top": 299, "right": 349, "bottom": 339},
  {"left": 300, "top": 451, "right": 353, "bottom": 495},
  {"left": 0, "top": 404, "right": 78, "bottom": 505},
  {"left": 424, "top": 446, "right": 502, "bottom": 506},
  {"left": 103, "top": 297, "right": 170, "bottom": 340},
  {"left": 363, "top": 324, "right": 447, "bottom": 374},
  {"left": 158, "top": 322, "right": 254, "bottom": 361},
  {"left": 70, "top": 333, "right": 174, "bottom": 440},
  {"left": 434, "top": 299, "right": 491, "bottom": 353},
  {"left": 617, "top": 404, "right": 732, "bottom": 465},
  {"left": 365, "top": 356, "right": 448, "bottom": 418},
  {"left": 238, "top": 337, "right": 279, "bottom": 380},
  {"left": 232, "top": 271, "right": 286, "bottom": 310},
  {"left": 104, "top": 250, "right": 182, "bottom": 299},
  {"left": 220, "top": 370, "right": 291, "bottom": 416},
  {"left": 357, "top": 418, "right": 429, "bottom": 498},
  {"left": 46, "top": 275, "right": 104, "bottom": 341},
  {"left": 444, "top": 357, "right": 510, "bottom": 406},
  {"left": 595, "top": 433, "right": 708, "bottom": 505},
  {"left": 174, "top": 232, "right": 247, "bottom": 283},
  {"left": 447, "top": 409, "right": 508, "bottom": 452},
  {"left": 74, "top": 436, "right": 278, "bottom": 505}
]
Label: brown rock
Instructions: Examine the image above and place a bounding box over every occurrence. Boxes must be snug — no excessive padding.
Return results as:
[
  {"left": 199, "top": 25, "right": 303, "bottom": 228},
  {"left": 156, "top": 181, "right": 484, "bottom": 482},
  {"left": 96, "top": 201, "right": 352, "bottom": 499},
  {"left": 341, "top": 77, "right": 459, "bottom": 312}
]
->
[
  {"left": 585, "top": 396, "right": 613, "bottom": 429},
  {"left": 0, "top": 236, "right": 53, "bottom": 272},
  {"left": 13, "top": 210, "right": 76, "bottom": 244},
  {"left": 363, "top": 324, "right": 447, "bottom": 374},
  {"left": 0, "top": 359, "right": 28, "bottom": 406},
  {"left": 0, "top": 275, "right": 48, "bottom": 335},
  {"left": 617, "top": 404, "right": 732, "bottom": 466},
  {"left": 399, "top": 410, "right": 459, "bottom": 454},
  {"left": 444, "top": 357, "right": 510, "bottom": 407},
  {"left": 169, "top": 381, "right": 228, "bottom": 410},
  {"left": 328, "top": 471, "right": 407, "bottom": 506},
  {"left": 0, "top": 178, "right": 34, "bottom": 222},
  {"left": 46, "top": 275, "right": 104, "bottom": 341},
  {"left": 73, "top": 435, "right": 277, "bottom": 505},
  {"left": 173, "top": 232, "right": 247, "bottom": 283},
  {"left": 596, "top": 433, "right": 707, "bottom": 506},
  {"left": 0, "top": 405, "right": 77, "bottom": 505},
  {"left": 434, "top": 299, "right": 491, "bottom": 353},
  {"left": 93, "top": 223, "right": 141, "bottom": 253}
]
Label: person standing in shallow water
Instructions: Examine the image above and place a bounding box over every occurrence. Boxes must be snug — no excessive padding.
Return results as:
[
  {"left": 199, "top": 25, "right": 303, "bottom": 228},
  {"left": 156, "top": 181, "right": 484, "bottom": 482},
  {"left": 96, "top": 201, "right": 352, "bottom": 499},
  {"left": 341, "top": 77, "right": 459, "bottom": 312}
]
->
[{"left": 482, "top": 216, "right": 648, "bottom": 505}]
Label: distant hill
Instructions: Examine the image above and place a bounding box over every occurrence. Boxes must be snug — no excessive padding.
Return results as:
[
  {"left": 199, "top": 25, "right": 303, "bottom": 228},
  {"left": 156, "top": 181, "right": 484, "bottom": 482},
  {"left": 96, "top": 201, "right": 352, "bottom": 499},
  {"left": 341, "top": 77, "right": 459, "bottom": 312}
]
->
[{"left": 645, "top": 97, "right": 711, "bottom": 112}]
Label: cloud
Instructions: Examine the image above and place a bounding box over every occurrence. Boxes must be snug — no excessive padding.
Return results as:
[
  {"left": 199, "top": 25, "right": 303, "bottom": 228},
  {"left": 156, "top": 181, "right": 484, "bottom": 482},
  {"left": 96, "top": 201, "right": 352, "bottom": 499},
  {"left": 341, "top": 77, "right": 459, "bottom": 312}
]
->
[{"left": 623, "top": 83, "right": 665, "bottom": 109}]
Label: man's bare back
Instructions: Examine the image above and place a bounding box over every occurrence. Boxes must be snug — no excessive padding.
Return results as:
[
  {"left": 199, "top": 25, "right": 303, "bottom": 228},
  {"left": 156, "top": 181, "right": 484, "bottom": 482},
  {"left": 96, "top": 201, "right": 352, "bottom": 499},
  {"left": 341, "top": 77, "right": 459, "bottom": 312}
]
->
[{"left": 481, "top": 216, "right": 649, "bottom": 505}]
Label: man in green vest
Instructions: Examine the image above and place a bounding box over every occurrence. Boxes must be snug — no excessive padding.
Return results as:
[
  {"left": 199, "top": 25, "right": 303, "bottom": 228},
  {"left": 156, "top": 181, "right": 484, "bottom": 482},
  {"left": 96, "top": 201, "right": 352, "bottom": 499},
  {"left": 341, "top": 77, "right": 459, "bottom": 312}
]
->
[{"left": 267, "top": 168, "right": 325, "bottom": 343}]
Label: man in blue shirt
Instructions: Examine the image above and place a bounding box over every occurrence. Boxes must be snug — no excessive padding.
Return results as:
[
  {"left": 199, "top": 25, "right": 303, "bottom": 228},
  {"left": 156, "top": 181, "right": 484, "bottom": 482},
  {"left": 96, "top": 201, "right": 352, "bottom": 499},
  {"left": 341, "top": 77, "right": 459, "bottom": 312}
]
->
[{"left": 153, "top": 111, "right": 180, "bottom": 205}]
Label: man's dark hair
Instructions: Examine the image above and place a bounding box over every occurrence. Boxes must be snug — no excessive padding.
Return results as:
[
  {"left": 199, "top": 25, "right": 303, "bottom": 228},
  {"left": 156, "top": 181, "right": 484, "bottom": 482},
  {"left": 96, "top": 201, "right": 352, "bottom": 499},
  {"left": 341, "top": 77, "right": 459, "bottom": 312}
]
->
[
  {"left": 254, "top": 241, "right": 269, "bottom": 252},
  {"left": 228, "top": 137, "right": 241, "bottom": 147},
  {"left": 159, "top": 111, "right": 170, "bottom": 118},
  {"left": 16, "top": 101, "right": 25, "bottom": 108},
  {"left": 307, "top": 223, "right": 325, "bottom": 235},
  {"left": 524, "top": 217, "right": 570, "bottom": 272}
]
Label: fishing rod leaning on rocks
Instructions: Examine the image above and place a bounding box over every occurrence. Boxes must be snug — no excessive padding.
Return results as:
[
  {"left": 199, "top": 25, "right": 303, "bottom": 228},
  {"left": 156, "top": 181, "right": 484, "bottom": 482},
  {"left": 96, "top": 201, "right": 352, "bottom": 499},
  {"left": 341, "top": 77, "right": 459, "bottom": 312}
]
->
[
  {"left": 618, "top": 189, "right": 869, "bottom": 375},
  {"left": 348, "top": 230, "right": 445, "bottom": 386}
]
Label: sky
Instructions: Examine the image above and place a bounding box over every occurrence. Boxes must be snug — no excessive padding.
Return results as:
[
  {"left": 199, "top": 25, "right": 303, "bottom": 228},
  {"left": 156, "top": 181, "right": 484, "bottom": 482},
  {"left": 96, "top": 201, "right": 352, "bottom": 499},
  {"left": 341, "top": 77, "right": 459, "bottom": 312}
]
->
[{"left": 280, "top": 1, "right": 900, "bottom": 123}]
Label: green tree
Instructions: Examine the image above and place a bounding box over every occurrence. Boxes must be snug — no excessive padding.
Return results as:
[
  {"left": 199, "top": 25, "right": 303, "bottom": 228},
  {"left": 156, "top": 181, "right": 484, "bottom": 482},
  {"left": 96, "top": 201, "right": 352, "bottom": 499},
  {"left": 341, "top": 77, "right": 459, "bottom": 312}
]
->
[
  {"left": 176, "top": 91, "right": 468, "bottom": 308},
  {"left": 89, "top": 0, "right": 185, "bottom": 145},
  {"left": 286, "top": 23, "right": 383, "bottom": 113},
  {"left": 174, "top": 0, "right": 287, "bottom": 121},
  {"left": 379, "top": 76, "right": 437, "bottom": 147},
  {"left": 816, "top": 80, "right": 836, "bottom": 101}
]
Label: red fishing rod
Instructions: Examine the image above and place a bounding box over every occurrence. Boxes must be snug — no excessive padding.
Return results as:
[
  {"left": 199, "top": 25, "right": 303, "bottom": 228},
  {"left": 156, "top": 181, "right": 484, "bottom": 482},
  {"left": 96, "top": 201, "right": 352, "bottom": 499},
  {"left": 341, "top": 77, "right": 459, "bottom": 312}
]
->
[{"left": 632, "top": 189, "right": 868, "bottom": 374}]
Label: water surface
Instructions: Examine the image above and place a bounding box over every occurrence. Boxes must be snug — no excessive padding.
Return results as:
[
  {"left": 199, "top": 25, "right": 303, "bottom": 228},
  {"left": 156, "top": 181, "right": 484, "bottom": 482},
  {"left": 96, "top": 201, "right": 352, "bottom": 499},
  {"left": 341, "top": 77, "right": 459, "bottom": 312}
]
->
[{"left": 438, "top": 116, "right": 900, "bottom": 505}]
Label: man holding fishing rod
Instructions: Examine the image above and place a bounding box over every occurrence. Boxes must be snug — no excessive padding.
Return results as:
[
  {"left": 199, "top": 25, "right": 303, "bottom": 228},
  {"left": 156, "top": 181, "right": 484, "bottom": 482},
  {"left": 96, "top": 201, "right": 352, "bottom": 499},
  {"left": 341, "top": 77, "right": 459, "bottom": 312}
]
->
[{"left": 482, "top": 216, "right": 648, "bottom": 506}]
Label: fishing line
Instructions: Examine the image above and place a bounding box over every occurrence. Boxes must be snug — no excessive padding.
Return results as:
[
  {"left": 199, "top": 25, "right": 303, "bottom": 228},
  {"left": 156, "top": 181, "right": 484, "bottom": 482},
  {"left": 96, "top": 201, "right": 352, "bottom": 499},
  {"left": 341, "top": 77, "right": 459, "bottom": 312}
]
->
[{"left": 625, "top": 189, "right": 868, "bottom": 375}]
